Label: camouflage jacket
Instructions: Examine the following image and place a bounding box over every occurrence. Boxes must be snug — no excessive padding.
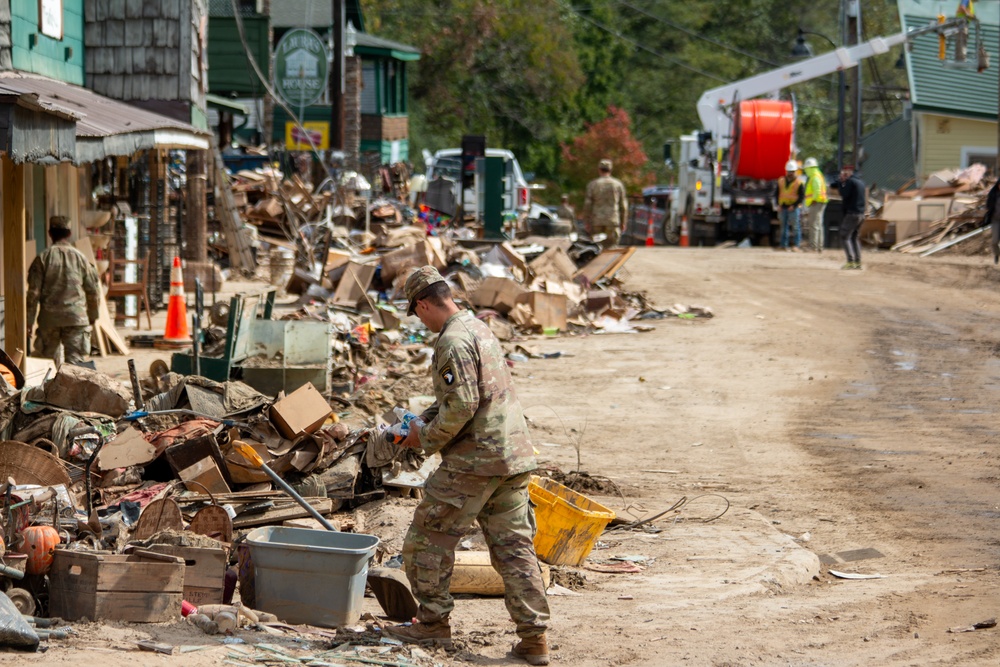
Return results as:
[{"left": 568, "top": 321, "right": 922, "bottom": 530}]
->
[
  {"left": 418, "top": 310, "right": 536, "bottom": 476},
  {"left": 27, "top": 241, "right": 100, "bottom": 329},
  {"left": 584, "top": 175, "right": 627, "bottom": 229}
]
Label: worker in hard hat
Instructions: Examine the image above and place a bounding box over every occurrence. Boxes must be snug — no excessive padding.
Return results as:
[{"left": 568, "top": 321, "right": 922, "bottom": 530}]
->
[
  {"left": 955, "top": 0, "right": 974, "bottom": 62},
  {"left": 803, "top": 158, "right": 828, "bottom": 252},
  {"left": 776, "top": 160, "right": 805, "bottom": 250}
]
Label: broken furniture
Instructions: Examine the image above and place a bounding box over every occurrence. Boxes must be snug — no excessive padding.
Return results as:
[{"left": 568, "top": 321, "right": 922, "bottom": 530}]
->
[
  {"left": 105, "top": 250, "right": 153, "bottom": 329},
  {"left": 170, "top": 291, "right": 332, "bottom": 395}
]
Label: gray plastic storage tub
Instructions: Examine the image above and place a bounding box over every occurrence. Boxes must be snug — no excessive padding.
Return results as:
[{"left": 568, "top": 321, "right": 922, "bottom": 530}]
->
[{"left": 245, "top": 526, "right": 380, "bottom": 627}]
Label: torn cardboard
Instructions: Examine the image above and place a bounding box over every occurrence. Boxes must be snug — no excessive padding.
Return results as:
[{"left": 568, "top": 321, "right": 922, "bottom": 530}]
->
[{"left": 471, "top": 277, "right": 528, "bottom": 314}]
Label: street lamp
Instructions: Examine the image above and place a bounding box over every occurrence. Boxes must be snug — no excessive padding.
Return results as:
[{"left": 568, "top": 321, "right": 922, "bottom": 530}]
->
[{"left": 791, "top": 28, "right": 846, "bottom": 172}]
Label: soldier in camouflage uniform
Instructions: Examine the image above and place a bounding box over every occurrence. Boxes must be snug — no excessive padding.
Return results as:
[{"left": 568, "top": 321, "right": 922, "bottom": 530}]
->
[
  {"left": 583, "top": 158, "right": 627, "bottom": 248},
  {"left": 384, "top": 266, "right": 551, "bottom": 666},
  {"left": 26, "top": 216, "right": 100, "bottom": 365}
]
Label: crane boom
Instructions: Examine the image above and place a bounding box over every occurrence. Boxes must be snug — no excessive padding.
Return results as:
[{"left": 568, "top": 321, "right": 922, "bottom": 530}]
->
[{"left": 696, "top": 17, "right": 971, "bottom": 148}]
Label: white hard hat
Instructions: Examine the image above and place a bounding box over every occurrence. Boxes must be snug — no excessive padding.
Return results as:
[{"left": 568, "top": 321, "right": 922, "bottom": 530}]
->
[
  {"left": 785, "top": 160, "right": 798, "bottom": 171},
  {"left": 803, "top": 157, "right": 818, "bottom": 169}
]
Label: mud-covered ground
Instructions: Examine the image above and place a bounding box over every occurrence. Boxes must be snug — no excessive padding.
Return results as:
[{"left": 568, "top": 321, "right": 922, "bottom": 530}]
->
[{"left": 10, "top": 247, "right": 1000, "bottom": 666}]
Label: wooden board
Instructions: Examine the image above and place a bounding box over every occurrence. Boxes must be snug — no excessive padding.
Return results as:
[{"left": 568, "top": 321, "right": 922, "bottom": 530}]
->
[
  {"left": 574, "top": 247, "right": 637, "bottom": 284},
  {"left": 75, "top": 237, "right": 129, "bottom": 355},
  {"left": 331, "top": 262, "right": 377, "bottom": 308},
  {"left": 231, "top": 497, "right": 333, "bottom": 529}
]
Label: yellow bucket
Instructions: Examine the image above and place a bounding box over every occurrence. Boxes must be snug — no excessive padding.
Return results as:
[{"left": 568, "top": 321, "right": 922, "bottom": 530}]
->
[{"left": 529, "top": 476, "right": 615, "bottom": 566}]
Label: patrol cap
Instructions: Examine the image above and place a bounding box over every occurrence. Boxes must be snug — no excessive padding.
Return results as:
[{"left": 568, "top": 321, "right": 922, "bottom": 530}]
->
[
  {"left": 599, "top": 159, "right": 612, "bottom": 171},
  {"left": 49, "top": 215, "right": 71, "bottom": 230},
  {"left": 404, "top": 265, "right": 446, "bottom": 315}
]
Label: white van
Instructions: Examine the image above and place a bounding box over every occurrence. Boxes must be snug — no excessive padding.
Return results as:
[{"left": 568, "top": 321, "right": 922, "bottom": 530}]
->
[{"left": 423, "top": 148, "right": 531, "bottom": 218}]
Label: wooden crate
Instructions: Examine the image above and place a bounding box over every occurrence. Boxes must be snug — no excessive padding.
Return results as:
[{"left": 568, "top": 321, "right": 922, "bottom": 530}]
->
[
  {"left": 48, "top": 550, "right": 184, "bottom": 622},
  {"left": 149, "top": 544, "right": 227, "bottom": 606}
]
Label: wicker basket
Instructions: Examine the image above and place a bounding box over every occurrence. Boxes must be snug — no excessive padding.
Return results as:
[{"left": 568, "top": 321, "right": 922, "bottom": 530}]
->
[{"left": 0, "top": 440, "right": 72, "bottom": 487}]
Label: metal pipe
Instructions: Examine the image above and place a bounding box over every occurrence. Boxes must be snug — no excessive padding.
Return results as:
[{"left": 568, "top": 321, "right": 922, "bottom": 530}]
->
[
  {"left": 233, "top": 442, "right": 337, "bottom": 531},
  {"left": 0, "top": 562, "right": 25, "bottom": 579},
  {"left": 127, "top": 358, "right": 144, "bottom": 410},
  {"left": 84, "top": 434, "right": 107, "bottom": 517}
]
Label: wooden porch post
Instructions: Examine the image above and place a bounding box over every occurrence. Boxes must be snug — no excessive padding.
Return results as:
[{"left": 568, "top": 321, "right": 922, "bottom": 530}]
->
[
  {"left": 185, "top": 149, "right": 208, "bottom": 263},
  {"left": 3, "top": 155, "right": 27, "bottom": 370}
]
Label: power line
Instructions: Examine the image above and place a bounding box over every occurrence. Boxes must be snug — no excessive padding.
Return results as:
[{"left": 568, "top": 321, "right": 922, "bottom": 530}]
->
[
  {"left": 613, "top": 0, "right": 782, "bottom": 68},
  {"left": 570, "top": 8, "right": 730, "bottom": 83}
]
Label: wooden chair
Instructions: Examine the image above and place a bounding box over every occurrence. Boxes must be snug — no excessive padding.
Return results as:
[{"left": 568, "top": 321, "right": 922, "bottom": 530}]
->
[{"left": 105, "top": 250, "right": 153, "bottom": 329}]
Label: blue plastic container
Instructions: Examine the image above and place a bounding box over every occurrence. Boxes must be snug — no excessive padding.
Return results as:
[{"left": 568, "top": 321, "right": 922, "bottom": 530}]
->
[{"left": 245, "top": 526, "right": 380, "bottom": 627}]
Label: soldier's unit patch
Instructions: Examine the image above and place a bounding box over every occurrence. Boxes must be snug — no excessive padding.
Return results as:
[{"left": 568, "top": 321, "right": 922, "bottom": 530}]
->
[{"left": 440, "top": 365, "right": 455, "bottom": 385}]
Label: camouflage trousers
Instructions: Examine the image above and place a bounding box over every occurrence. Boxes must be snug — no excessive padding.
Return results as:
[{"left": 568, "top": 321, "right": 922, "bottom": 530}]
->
[
  {"left": 402, "top": 469, "right": 550, "bottom": 638},
  {"left": 594, "top": 224, "right": 620, "bottom": 248},
  {"left": 34, "top": 325, "right": 91, "bottom": 364}
]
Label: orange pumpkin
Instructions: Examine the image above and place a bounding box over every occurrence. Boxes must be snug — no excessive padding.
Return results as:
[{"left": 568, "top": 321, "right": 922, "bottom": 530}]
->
[{"left": 16, "top": 525, "right": 61, "bottom": 575}]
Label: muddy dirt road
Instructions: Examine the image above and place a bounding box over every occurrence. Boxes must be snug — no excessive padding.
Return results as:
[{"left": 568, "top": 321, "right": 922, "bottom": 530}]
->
[
  {"left": 505, "top": 247, "right": 1000, "bottom": 666},
  {"left": 10, "top": 247, "right": 1000, "bottom": 667}
]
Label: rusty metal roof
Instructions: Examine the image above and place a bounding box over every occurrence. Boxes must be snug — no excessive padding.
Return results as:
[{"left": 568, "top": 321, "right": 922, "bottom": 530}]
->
[{"left": 0, "top": 70, "right": 209, "bottom": 163}]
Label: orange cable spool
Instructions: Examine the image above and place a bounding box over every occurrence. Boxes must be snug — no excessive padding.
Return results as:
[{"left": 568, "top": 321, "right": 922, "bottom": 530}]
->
[{"left": 730, "top": 99, "right": 795, "bottom": 180}]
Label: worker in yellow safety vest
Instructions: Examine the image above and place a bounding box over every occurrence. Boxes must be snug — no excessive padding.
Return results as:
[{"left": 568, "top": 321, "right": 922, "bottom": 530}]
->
[
  {"left": 803, "top": 157, "right": 828, "bottom": 253},
  {"left": 955, "top": 1, "right": 974, "bottom": 62},
  {"left": 776, "top": 160, "right": 804, "bottom": 250}
]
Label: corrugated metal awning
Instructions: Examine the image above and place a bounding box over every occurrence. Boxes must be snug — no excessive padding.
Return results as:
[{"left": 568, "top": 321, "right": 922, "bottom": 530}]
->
[
  {"left": 0, "top": 70, "right": 210, "bottom": 164},
  {"left": 0, "top": 91, "right": 77, "bottom": 164}
]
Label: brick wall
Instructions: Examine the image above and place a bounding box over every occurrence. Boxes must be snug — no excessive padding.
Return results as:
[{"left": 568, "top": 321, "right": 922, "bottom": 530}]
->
[{"left": 361, "top": 114, "right": 409, "bottom": 142}]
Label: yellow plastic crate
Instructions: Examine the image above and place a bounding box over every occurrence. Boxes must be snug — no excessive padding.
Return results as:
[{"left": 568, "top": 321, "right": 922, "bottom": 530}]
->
[{"left": 529, "top": 476, "right": 615, "bottom": 566}]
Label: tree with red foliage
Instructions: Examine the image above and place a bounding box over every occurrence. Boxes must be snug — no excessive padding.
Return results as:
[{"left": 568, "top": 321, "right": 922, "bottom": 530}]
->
[{"left": 560, "top": 106, "right": 651, "bottom": 201}]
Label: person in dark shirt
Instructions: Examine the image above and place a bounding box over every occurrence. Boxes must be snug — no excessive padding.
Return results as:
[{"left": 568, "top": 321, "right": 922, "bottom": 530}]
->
[{"left": 837, "top": 165, "right": 866, "bottom": 269}]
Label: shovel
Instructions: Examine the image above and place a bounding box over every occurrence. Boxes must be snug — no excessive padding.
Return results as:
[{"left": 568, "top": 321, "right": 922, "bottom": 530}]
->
[{"left": 232, "top": 442, "right": 337, "bottom": 531}]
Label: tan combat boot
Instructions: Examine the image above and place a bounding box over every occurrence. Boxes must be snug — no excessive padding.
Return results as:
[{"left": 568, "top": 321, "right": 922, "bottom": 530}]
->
[
  {"left": 512, "top": 633, "right": 550, "bottom": 665},
  {"left": 382, "top": 619, "right": 452, "bottom": 646}
]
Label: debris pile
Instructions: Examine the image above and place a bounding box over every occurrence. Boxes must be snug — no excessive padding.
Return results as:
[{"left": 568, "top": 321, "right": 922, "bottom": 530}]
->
[
  {"left": 0, "top": 167, "right": 719, "bottom": 649},
  {"left": 867, "top": 166, "right": 994, "bottom": 257}
]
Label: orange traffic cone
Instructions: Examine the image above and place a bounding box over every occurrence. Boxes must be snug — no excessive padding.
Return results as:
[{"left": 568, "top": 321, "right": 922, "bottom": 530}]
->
[
  {"left": 645, "top": 209, "right": 656, "bottom": 247},
  {"left": 679, "top": 216, "right": 690, "bottom": 247},
  {"left": 163, "top": 256, "right": 191, "bottom": 344}
]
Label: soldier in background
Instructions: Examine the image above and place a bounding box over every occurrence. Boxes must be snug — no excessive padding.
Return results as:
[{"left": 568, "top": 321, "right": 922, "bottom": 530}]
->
[
  {"left": 26, "top": 216, "right": 100, "bottom": 365},
  {"left": 384, "top": 266, "right": 551, "bottom": 666},
  {"left": 556, "top": 193, "right": 576, "bottom": 225},
  {"left": 584, "top": 158, "right": 627, "bottom": 248}
]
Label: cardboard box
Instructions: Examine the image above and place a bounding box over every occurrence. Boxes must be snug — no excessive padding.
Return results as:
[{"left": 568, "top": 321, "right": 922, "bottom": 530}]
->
[
  {"left": 529, "top": 246, "right": 577, "bottom": 282},
  {"left": 97, "top": 426, "right": 157, "bottom": 471},
  {"left": 471, "top": 277, "right": 529, "bottom": 314},
  {"left": 380, "top": 240, "right": 446, "bottom": 282},
  {"left": 270, "top": 382, "right": 332, "bottom": 439},
  {"left": 517, "top": 292, "right": 568, "bottom": 331},
  {"left": 149, "top": 545, "right": 227, "bottom": 606},
  {"left": 48, "top": 550, "right": 184, "bottom": 622},
  {"left": 331, "top": 261, "right": 377, "bottom": 308},
  {"left": 248, "top": 197, "right": 284, "bottom": 220},
  {"left": 585, "top": 289, "right": 620, "bottom": 312}
]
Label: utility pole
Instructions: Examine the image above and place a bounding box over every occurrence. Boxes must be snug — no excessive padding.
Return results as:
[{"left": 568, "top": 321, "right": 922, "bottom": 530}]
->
[
  {"left": 845, "top": 0, "right": 862, "bottom": 164},
  {"left": 262, "top": 0, "right": 273, "bottom": 148},
  {"left": 330, "top": 0, "right": 345, "bottom": 152}
]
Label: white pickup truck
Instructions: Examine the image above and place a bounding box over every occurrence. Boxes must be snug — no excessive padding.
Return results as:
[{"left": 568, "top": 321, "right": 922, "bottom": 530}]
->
[{"left": 422, "top": 148, "right": 531, "bottom": 219}]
